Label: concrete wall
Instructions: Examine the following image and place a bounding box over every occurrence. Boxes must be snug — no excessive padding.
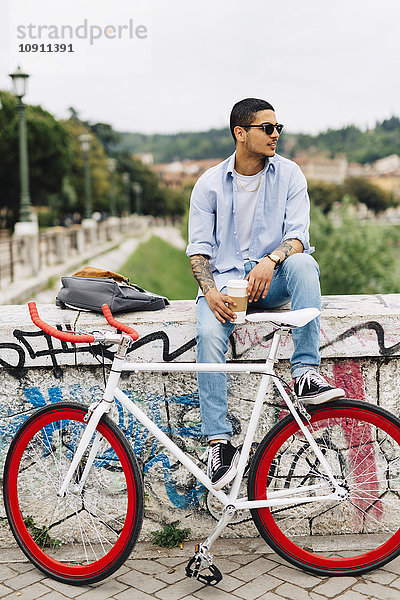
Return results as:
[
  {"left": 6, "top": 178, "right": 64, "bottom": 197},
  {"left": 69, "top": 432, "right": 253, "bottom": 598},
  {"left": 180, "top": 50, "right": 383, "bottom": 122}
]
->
[{"left": 0, "top": 295, "right": 399, "bottom": 544}]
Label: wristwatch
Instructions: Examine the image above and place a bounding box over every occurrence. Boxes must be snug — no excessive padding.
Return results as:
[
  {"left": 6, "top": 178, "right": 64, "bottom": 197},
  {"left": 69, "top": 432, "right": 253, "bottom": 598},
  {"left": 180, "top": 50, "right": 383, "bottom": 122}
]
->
[{"left": 267, "top": 253, "right": 280, "bottom": 268}]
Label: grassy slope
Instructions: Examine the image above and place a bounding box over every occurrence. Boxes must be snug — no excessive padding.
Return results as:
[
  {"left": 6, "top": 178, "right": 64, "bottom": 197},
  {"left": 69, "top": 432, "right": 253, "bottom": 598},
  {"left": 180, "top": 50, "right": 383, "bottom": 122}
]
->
[{"left": 119, "top": 235, "right": 197, "bottom": 300}]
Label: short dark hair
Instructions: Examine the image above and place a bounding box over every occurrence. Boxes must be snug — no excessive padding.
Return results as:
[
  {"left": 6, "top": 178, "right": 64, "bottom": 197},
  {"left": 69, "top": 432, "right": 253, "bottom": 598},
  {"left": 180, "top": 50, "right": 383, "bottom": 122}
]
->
[{"left": 230, "top": 98, "right": 275, "bottom": 142}]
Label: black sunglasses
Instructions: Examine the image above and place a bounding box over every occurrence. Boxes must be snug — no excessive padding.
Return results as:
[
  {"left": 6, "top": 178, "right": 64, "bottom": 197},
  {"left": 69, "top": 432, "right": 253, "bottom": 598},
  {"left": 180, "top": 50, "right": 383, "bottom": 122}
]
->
[{"left": 242, "top": 123, "right": 284, "bottom": 135}]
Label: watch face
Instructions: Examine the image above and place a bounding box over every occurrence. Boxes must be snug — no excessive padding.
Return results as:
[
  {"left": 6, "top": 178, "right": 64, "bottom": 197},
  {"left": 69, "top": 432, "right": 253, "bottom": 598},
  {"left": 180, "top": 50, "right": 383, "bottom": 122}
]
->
[{"left": 269, "top": 254, "right": 279, "bottom": 262}]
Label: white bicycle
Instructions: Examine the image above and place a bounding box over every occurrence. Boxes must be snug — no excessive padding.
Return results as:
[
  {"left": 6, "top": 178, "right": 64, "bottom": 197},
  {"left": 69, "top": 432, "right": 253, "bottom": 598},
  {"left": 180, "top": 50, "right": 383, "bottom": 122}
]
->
[{"left": 4, "top": 302, "right": 400, "bottom": 586}]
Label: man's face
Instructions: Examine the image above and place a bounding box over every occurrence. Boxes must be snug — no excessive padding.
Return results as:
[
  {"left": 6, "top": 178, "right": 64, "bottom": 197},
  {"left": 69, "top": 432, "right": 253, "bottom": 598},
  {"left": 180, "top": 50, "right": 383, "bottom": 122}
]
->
[{"left": 238, "top": 109, "right": 280, "bottom": 158}]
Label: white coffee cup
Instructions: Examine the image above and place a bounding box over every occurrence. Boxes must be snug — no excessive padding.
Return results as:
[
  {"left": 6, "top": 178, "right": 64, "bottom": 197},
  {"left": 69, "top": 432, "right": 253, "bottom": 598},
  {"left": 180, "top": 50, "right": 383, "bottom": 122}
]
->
[{"left": 227, "top": 280, "right": 248, "bottom": 323}]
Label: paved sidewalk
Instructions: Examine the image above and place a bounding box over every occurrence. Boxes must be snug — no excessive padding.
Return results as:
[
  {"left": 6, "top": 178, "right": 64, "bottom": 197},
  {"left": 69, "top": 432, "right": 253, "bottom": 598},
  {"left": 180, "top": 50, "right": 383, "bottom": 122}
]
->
[
  {"left": 30, "top": 232, "right": 150, "bottom": 305},
  {"left": 1, "top": 539, "right": 400, "bottom": 600}
]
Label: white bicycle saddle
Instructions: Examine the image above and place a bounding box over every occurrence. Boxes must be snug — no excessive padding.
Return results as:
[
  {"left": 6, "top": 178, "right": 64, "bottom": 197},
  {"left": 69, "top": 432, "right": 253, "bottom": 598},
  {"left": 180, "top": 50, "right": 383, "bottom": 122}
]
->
[{"left": 245, "top": 307, "right": 320, "bottom": 328}]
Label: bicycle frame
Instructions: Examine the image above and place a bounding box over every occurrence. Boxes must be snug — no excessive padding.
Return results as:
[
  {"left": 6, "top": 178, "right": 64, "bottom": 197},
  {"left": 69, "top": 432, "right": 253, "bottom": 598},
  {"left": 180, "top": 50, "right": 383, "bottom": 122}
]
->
[{"left": 57, "top": 327, "right": 346, "bottom": 515}]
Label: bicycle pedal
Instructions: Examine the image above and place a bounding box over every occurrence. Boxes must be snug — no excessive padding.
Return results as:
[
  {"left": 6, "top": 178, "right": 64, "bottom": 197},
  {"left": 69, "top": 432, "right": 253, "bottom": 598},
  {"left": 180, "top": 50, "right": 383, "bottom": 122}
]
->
[
  {"left": 197, "top": 563, "right": 223, "bottom": 586},
  {"left": 185, "top": 554, "right": 201, "bottom": 580},
  {"left": 185, "top": 555, "right": 222, "bottom": 586}
]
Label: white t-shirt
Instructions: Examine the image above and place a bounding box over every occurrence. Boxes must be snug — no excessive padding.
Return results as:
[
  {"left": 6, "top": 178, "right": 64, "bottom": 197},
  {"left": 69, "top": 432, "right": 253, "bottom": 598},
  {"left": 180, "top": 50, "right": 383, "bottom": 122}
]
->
[{"left": 233, "top": 169, "right": 263, "bottom": 259}]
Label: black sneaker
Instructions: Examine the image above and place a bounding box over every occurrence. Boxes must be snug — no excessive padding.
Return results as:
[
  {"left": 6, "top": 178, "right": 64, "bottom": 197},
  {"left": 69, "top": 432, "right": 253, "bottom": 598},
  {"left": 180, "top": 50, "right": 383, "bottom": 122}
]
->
[
  {"left": 207, "top": 441, "right": 240, "bottom": 490},
  {"left": 294, "top": 371, "right": 345, "bottom": 405}
]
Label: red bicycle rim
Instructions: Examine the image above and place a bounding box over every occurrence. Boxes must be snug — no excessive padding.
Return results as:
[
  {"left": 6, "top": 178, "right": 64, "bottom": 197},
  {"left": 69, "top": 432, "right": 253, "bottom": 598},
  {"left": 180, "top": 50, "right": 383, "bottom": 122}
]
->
[
  {"left": 6, "top": 406, "right": 136, "bottom": 580},
  {"left": 254, "top": 406, "right": 400, "bottom": 571}
]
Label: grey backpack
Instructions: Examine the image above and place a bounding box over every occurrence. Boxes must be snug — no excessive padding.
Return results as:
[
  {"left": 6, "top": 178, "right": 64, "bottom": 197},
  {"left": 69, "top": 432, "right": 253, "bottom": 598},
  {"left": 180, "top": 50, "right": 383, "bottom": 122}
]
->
[{"left": 56, "top": 267, "right": 169, "bottom": 314}]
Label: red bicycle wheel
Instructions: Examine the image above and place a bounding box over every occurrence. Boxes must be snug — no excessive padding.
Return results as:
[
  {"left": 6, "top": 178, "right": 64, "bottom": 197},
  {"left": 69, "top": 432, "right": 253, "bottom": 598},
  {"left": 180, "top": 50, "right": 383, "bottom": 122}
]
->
[
  {"left": 3, "top": 402, "right": 143, "bottom": 585},
  {"left": 248, "top": 399, "right": 400, "bottom": 576}
]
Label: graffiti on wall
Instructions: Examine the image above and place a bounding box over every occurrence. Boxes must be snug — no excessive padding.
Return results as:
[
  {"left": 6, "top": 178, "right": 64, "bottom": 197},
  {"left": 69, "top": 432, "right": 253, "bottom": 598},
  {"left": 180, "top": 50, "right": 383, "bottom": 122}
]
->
[
  {"left": 320, "top": 321, "right": 400, "bottom": 356},
  {"left": 0, "top": 381, "right": 208, "bottom": 510},
  {"left": 0, "top": 326, "right": 197, "bottom": 371},
  {"left": 229, "top": 320, "right": 400, "bottom": 359},
  {"left": 0, "top": 318, "right": 398, "bottom": 515},
  {"left": 0, "top": 316, "right": 399, "bottom": 371}
]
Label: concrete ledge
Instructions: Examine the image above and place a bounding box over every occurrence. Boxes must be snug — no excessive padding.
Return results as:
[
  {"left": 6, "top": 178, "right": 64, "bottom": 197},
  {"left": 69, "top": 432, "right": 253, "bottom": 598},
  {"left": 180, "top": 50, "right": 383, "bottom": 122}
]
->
[{"left": 0, "top": 294, "right": 399, "bottom": 368}]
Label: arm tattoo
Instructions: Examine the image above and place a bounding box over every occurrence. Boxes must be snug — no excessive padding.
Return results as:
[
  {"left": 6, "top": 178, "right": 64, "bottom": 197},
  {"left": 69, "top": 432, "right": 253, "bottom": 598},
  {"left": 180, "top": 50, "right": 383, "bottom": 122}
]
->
[
  {"left": 189, "top": 254, "right": 216, "bottom": 296},
  {"left": 274, "top": 238, "right": 303, "bottom": 264}
]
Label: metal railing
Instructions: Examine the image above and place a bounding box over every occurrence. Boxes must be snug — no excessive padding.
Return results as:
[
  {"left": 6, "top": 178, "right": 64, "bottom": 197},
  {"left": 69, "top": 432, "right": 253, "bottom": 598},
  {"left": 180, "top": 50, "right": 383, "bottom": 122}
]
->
[
  {"left": 0, "top": 235, "right": 14, "bottom": 288},
  {"left": 0, "top": 215, "right": 148, "bottom": 288}
]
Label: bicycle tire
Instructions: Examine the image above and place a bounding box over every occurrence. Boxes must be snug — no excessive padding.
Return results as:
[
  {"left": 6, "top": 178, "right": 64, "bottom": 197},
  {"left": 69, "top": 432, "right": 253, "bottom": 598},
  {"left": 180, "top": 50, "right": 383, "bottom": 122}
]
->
[
  {"left": 248, "top": 398, "right": 400, "bottom": 576},
  {"left": 3, "top": 402, "right": 144, "bottom": 585}
]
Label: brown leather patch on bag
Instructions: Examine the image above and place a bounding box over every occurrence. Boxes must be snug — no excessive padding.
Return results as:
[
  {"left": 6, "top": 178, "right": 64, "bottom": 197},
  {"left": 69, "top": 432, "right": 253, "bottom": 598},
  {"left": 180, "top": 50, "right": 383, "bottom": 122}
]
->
[{"left": 72, "top": 266, "right": 128, "bottom": 283}]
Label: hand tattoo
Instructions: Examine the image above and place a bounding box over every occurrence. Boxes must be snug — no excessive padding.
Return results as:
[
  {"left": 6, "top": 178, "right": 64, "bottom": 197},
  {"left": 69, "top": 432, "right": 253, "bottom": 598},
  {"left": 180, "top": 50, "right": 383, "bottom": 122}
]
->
[{"left": 189, "top": 255, "right": 216, "bottom": 295}]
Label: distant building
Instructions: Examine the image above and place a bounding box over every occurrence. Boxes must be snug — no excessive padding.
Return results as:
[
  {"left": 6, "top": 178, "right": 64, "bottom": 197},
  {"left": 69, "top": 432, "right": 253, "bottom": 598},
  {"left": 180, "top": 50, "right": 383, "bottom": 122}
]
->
[
  {"left": 134, "top": 153, "right": 154, "bottom": 165},
  {"left": 294, "top": 154, "right": 348, "bottom": 184},
  {"left": 373, "top": 154, "right": 400, "bottom": 175},
  {"left": 152, "top": 158, "right": 222, "bottom": 188},
  {"left": 347, "top": 162, "right": 370, "bottom": 178},
  {"left": 293, "top": 152, "right": 400, "bottom": 195},
  {"left": 369, "top": 155, "right": 400, "bottom": 201},
  {"left": 150, "top": 152, "right": 400, "bottom": 201}
]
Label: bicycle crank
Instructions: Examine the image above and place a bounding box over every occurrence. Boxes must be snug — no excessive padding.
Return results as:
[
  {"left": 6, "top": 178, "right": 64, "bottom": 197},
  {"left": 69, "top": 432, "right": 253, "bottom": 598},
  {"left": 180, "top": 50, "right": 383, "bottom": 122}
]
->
[{"left": 205, "top": 485, "right": 251, "bottom": 524}]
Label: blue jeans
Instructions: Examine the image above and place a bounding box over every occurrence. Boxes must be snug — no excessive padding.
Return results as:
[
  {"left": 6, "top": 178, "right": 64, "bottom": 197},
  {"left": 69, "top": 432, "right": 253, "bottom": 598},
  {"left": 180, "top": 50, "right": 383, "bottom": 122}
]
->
[{"left": 196, "top": 254, "right": 321, "bottom": 441}]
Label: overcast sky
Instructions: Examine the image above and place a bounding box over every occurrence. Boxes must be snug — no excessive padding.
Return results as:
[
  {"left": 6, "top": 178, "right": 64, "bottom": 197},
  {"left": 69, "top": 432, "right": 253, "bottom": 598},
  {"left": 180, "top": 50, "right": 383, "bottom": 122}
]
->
[{"left": 0, "top": 0, "right": 399, "bottom": 135}]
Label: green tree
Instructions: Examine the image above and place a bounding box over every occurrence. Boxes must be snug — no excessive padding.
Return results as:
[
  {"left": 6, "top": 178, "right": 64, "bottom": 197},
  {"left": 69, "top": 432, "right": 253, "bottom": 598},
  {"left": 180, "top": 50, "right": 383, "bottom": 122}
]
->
[
  {"left": 117, "top": 128, "right": 234, "bottom": 163},
  {"left": 308, "top": 178, "right": 394, "bottom": 215},
  {"left": 89, "top": 122, "right": 122, "bottom": 154},
  {"left": 308, "top": 181, "right": 347, "bottom": 214},
  {"left": 61, "top": 118, "right": 110, "bottom": 214},
  {"left": 115, "top": 116, "right": 400, "bottom": 165},
  {"left": 310, "top": 204, "right": 399, "bottom": 295},
  {"left": 343, "top": 177, "right": 393, "bottom": 212},
  {"left": 115, "top": 152, "right": 161, "bottom": 216},
  {"left": 114, "top": 153, "right": 188, "bottom": 218},
  {"left": 163, "top": 187, "right": 188, "bottom": 217},
  {"left": 45, "top": 177, "right": 77, "bottom": 226},
  {"left": 0, "top": 90, "right": 73, "bottom": 225}
]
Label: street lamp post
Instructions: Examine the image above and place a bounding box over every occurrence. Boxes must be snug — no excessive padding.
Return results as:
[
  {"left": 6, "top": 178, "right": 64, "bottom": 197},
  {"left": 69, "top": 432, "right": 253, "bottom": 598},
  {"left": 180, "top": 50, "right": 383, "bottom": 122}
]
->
[
  {"left": 78, "top": 134, "right": 93, "bottom": 220},
  {"left": 132, "top": 182, "right": 143, "bottom": 215},
  {"left": 121, "top": 172, "right": 130, "bottom": 216},
  {"left": 9, "top": 66, "right": 34, "bottom": 223},
  {"left": 107, "top": 158, "right": 117, "bottom": 217}
]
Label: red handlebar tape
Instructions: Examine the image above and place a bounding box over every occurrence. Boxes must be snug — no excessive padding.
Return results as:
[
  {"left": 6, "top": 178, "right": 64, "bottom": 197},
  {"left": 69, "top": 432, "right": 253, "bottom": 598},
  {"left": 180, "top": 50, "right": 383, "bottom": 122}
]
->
[
  {"left": 28, "top": 302, "right": 96, "bottom": 343},
  {"left": 101, "top": 304, "right": 139, "bottom": 340}
]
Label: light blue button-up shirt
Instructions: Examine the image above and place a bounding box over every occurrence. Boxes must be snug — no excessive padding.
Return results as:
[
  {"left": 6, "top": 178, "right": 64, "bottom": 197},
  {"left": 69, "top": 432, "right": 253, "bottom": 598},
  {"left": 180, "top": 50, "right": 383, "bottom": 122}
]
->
[{"left": 186, "top": 151, "right": 313, "bottom": 296}]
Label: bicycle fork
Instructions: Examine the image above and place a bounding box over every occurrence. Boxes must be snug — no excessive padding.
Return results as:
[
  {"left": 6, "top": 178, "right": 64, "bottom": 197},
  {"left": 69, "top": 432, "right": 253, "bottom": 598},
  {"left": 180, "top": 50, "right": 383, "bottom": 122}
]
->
[
  {"left": 57, "top": 402, "right": 109, "bottom": 497},
  {"left": 57, "top": 338, "right": 129, "bottom": 498},
  {"left": 273, "top": 377, "right": 348, "bottom": 498}
]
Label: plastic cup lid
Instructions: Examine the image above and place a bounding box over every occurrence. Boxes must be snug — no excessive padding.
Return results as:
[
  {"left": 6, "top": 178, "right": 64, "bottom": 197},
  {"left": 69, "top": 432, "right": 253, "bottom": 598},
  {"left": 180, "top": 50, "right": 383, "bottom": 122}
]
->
[{"left": 227, "top": 280, "right": 248, "bottom": 288}]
